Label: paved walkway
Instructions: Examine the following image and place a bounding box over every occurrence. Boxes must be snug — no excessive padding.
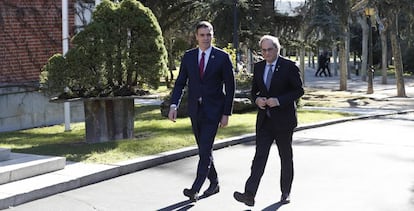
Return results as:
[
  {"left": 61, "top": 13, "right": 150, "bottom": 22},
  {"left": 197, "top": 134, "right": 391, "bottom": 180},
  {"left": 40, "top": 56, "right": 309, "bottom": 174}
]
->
[
  {"left": 303, "top": 67, "right": 414, "bottom": 110},
  {"left": 8, "top": 112, "right": 414, "bottom": 211},
  {"left": 1, "top": 67, "right": 414, "bottom": 210}
]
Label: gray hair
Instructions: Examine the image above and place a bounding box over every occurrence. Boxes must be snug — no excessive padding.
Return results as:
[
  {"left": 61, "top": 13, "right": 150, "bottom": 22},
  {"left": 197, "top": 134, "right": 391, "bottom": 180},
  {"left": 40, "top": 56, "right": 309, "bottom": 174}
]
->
[{"left": 259, "top": 35, "right": 281, "bottom": 54}]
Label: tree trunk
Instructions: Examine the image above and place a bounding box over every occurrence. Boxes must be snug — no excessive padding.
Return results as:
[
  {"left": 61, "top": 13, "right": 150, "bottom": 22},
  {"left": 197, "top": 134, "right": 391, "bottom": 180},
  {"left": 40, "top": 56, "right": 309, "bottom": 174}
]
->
[
  {"left": 389, "top": 13, "right": 406, "bottom": 97},
  {"left": 84, "top": 98, "right": 135, "bottom": 143},
  {"left": 331, "top": 45, "right": 338, "bottom": 76},
  {"left": 298, "top": 29, "right": 305, "bottom": 86},
  {"left": 345, "top": 23, "right": 351, "bottom": 80},
  {"left": 339, "top": 41, "right": 348, "bottom": 91},
  {"left": 380, "top": 29, "right": 388, "bottom": 84},
  {"left": 358, "top": 15, "right": 369, "bottom": 81},
  {"left": 300, "top": 45, "right": 305, "bottom": 86},
  {"left": 166, "top": 37, "right": 175, "bottom": 88},
  {"left": 339, "top": 24, "right": 350, "bottom": 91}
]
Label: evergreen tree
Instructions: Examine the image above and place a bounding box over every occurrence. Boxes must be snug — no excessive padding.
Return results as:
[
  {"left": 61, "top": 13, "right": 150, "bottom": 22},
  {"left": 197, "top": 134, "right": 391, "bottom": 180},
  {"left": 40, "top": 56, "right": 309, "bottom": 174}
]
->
[{"left": 41, "top": 0, "right": 168, "bottom": 98}]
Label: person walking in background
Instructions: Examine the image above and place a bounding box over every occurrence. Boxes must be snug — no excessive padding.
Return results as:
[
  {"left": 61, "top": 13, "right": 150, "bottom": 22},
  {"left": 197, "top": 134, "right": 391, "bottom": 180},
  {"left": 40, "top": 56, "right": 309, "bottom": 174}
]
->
[
  {"left": 168, "top": 21, "right": 235, "bottom": 202},
  {"left": 315, "top": 52, "right": 326, "bottom": 77},
  {"left": 233, "top": 35, "right": 304, "bottom": 206},
  {"left": 315, "top": 51, "right": 331, "bottom": 77}
]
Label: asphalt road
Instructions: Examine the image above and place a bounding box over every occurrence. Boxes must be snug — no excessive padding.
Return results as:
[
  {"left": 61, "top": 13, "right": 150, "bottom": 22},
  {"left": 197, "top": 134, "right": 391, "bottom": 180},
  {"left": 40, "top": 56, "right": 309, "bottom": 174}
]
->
[{"left": 8, "top": 112, "right": 414, "bottom": 211}]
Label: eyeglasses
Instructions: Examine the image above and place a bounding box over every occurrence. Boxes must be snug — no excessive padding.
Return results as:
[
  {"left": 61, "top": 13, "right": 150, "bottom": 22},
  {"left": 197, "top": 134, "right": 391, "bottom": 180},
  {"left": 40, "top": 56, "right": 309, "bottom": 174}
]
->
[{"left": 261, "top": 47, "right": 275, "bottom": 53}]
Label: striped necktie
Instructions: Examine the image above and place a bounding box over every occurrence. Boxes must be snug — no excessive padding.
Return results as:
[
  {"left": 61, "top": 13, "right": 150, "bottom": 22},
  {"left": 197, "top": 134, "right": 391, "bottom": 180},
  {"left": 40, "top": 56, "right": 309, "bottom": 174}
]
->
[{"left": 265, "top": 64, "right": 274, "bottom": 90}]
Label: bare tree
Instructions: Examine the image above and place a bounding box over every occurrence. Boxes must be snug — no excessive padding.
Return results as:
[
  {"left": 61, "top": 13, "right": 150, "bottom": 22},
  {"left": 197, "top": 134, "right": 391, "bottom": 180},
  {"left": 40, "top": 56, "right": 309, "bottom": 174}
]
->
[
  {"left": 376, "top": 0, "right": 407, "bottom": 97},
  {"left": 332, "top": 0, "right": 351, "bottom": 91}
]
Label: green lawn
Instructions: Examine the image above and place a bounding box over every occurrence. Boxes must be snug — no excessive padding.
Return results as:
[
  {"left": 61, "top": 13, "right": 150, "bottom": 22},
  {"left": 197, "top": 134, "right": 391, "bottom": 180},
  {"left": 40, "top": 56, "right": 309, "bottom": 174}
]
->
[{"left": 0, "top": 105, "right": 353, "bottom": 164}]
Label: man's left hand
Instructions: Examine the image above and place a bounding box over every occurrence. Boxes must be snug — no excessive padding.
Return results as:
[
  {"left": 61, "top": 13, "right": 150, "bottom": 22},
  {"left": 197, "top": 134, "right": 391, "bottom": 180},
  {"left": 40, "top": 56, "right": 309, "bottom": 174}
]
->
[
  {"left": 219, "top": 115, "right": 229, "bottom": 128},
  {"left": 266, "top": 97, "right": 280, "bottom": 107}
]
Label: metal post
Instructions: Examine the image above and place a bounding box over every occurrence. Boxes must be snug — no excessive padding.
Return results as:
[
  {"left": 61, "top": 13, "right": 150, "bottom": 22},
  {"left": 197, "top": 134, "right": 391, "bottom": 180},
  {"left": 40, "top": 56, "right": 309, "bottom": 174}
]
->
[
  {"left": 62, "top": 0, "right": 71, "bottom": 131},
  {"left": 233, "top": 0, "right": 239, "bottom": 72}
]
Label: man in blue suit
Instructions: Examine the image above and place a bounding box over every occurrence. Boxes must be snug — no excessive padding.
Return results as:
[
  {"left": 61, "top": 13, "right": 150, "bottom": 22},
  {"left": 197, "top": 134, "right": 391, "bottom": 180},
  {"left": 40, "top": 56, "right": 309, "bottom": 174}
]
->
[
  {"left": 168, "top": 21, "right": 235, "bottom": 202},
  {"left": 234, "top": 35, "right": 304, "bottom": 206}
]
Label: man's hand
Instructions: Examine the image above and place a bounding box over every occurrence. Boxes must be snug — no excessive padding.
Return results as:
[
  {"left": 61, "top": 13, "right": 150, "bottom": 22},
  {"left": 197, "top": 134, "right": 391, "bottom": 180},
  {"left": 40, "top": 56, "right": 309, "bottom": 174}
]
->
[
  {"left": 219, "top": 115, "right": 229, "bottom": 128},
  {"left": 168, "top": 106, "right": 177, "bottom": 122},
  {"left": 255, "top": 97, "right": 267, "bottom": 109},
  {"left": 266, "top": 97, "right": 280, "bottom": 108}
]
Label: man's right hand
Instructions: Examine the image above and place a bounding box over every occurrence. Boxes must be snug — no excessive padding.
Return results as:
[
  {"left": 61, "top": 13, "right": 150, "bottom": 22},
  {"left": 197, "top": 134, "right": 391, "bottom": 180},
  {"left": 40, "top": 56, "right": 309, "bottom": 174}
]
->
[
  {"left": 168, "top": 106, "right": 177, "bottom": 122},
  {"left": 255, "top": 97, "right": 267, "bottom": 110}
]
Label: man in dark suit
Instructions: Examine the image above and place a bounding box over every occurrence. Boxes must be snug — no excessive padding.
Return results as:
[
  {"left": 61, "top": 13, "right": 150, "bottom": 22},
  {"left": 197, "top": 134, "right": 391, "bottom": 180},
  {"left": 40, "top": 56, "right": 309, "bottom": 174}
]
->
[
  {"left": 315, "top": 51, "right": 331, "bottom": 77},
  {"left": 168, "top": 21, "right": 235, "bottom": 202},
  {"left": 315, "top": 52, "right": 327, "bottom": 77},
  {"left": 234, "top": 35, "right": 304, "bottom": 206}
]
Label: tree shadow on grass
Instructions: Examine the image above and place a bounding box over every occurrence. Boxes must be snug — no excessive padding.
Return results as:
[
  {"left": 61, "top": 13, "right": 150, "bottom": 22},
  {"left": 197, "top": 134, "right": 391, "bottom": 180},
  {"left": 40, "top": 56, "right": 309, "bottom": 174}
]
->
[
  {"left": 12, "top": 141, "right": 119, "bottom": 162},
  {"left": 2, "top": 105, "right": 256, "bottom": 163},
  {"left": 0, "top": 128, "right": 85, "bottom": 147}
]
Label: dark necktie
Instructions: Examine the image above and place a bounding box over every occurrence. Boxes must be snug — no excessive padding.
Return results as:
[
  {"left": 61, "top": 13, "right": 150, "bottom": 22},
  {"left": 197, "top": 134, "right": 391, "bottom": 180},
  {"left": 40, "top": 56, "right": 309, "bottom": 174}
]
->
[
  {"left": 199, "top": 52, "right": 205, "bottom": 78},
  {"left": 265, "top": 64, "right": 274, "bottom": 90}
]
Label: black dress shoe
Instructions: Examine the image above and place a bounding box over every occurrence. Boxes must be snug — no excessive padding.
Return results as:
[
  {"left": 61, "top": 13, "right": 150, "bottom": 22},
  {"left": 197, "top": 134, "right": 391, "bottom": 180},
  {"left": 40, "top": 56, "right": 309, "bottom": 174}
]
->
[
  {"left": 203, "top": 183, "right": 220, "bottom": 197},
  {"left": 233, "top": 191, "right": 255, "bottom": 206},
  {"left": 280, "top": 193, "right": 290, "bottom": 204},
  {"left": 183, "top": 188, "right": 199, "bottom": 202}
]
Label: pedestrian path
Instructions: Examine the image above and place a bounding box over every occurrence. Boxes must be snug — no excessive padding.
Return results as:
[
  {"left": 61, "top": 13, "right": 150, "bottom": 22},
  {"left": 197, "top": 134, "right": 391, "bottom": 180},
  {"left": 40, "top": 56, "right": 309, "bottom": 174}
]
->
[
  {"left": 8, "top": 112, "right": 414, "bottom": 211},
  {"left": 304, "top": 66, "right": 414, "bottom": 98}
]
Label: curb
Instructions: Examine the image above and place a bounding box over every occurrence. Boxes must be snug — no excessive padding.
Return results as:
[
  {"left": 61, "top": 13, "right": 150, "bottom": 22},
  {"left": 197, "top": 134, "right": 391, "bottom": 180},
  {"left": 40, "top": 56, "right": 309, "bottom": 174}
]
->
[
  {"left": 1, "top": 109, "right": 413, "bottom": 209},
  {"left": 296, "top": 109, "right": 414, "bottom": 131}
]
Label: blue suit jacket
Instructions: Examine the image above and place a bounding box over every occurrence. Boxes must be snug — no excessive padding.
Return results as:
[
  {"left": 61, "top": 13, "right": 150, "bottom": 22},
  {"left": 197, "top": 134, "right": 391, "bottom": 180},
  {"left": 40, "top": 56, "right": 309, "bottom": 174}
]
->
[
  {"left": 171, "top": 46, "right": 235, "bottom": 123},
  {"left": 251, "top": 57, "right": 304, "bottom": 131}
]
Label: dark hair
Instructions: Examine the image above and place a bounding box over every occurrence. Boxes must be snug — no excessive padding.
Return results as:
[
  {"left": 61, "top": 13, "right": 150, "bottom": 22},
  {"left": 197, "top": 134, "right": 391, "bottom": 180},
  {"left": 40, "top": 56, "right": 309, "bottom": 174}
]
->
[{"left": 195, "top": 21, "right": 214, "bottom": 34}]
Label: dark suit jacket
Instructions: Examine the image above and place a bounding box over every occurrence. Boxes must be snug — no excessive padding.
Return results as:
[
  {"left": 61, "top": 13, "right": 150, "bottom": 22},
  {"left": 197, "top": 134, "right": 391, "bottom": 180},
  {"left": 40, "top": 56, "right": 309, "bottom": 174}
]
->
[
  {"left": 171, "top": 46, "right": 235, "bottom": 123},
  {"left": 251, "top": 57, "right": 304, "bottom": 131}
]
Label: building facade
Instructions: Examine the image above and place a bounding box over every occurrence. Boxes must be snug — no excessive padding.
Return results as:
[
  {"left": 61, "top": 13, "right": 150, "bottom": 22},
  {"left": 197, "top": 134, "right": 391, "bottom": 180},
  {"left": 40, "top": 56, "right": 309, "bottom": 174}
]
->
[{"left": 0, "top": 0, "right": 89, "bottom": 132}]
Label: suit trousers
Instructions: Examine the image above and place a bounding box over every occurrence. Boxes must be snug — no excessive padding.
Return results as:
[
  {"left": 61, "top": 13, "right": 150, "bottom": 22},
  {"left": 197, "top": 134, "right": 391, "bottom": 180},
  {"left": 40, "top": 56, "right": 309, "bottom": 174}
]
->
[
  {"left": 245, "top": 117, "right": 294, "bottom": 196},
  {"left": 190, "top": 104, "right": 219, "bottom": 192}
]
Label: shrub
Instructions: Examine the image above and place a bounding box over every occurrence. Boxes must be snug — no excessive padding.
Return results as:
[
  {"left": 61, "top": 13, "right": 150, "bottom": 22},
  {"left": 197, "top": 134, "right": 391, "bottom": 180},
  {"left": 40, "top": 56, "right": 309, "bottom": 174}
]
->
[{"left": 40, "top": 0, "right": 168, "bottom": 99}]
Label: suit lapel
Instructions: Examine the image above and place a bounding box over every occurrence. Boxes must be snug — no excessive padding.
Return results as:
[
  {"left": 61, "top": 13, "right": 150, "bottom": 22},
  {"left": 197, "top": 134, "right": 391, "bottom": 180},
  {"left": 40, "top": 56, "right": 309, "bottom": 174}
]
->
[
  {"left": 272, "top": 57, "right": 282, "bottom": 81},
  {"left": 203, "top": 47, "right": 216, "bottom": 78},
  {"left": 192, "top": 49, "right": 199, "bottom": 71},
  {"left": 188, "top": 49, "right": 200, "bottom": 80},
  {"left": 267, "top": 57, "right": 283, "bottom": 90},
  {"left": 257, "top": 61, "right": 267, "bottom": 91}
]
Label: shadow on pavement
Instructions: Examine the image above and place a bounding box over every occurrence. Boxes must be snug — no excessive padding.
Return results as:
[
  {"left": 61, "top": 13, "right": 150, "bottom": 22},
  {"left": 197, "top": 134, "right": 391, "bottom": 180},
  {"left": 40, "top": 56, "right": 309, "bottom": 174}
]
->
[
  {"left": 294, "top": 138, "right": 344, "bottom": 146},
  {"left": 157, "top": 200, "right": 194, "bottom": 211},
  {"left": 157, "top": 193, "right": 228, "bottom": 211},
  {"left": 412, "top": 185, "right": 414, "bottom": 205},
  {"left": 378, "top": 115, "right": 414, "bottom": 122},
  {"left": 262, "top": 201, "right": 284, "bottom": 210}
]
